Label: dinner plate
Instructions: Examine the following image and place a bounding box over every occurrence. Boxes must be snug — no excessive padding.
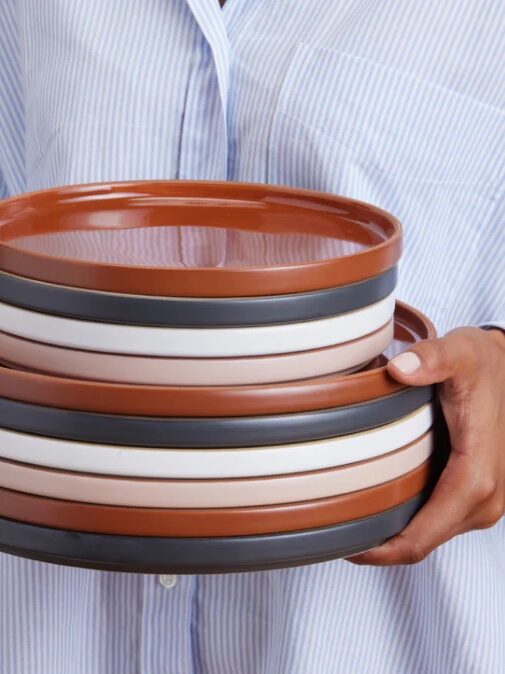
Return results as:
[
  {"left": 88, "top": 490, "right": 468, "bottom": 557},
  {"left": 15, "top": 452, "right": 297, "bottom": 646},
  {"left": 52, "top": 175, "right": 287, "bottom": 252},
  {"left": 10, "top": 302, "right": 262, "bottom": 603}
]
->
[
  {"left": 0, "top": 294, "right": 395, "bottom": 357},
  {"left": 0, "top": 267, "right": 398, "bottom": 326},
  {"left": 0, "top": 461, "right": 432, "bottom": 536},
  {"left": 0, "top": 496, "right": 424, "bottom": 573},
  {"left": 0, "top": 320, "right": 392, "bottom": 385},
  {"left": 0, "top": 181, "right": 402, "bottom": 296},
  {"left": 0, "top": 384, "right": 432, "bottom": 447},
  {"left": 0, "top": 302, "right": 435, "bottom": 416},
  {"left": 0, "top": 432, "right": 432, "bottom": 507},
  {"left": 0, "top": 404, "right": 433, "bottom": 477}
]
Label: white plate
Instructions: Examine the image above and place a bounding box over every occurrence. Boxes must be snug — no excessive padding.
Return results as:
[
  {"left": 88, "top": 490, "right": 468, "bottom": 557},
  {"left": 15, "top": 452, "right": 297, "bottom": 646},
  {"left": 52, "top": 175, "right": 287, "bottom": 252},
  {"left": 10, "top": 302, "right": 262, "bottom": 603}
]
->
[
  {"left": 0, "top": 294, "right": 395, "bottom": 357},
  {"left": 0, "top": 404, "right": 433, "bottom": 478},
  {"left": 0, "top": 321, "right": 392, "bottom": 385},
  {"left": 0, "top": 432, "right": 433, "bottom": 507}
]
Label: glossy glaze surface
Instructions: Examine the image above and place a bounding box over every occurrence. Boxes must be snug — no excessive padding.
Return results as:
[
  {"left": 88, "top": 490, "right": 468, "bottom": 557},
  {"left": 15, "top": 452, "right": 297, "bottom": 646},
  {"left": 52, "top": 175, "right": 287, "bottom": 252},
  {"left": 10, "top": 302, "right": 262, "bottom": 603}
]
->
[{"left": 0, "top": 181, "right": 402, "bottom": 295}]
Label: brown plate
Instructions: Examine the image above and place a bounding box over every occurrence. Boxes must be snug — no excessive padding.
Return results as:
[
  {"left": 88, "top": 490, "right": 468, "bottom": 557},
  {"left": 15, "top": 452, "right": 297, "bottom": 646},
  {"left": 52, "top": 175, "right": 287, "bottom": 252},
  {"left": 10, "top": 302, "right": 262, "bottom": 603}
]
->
[
  {"left": 0, "top": 181, "right": 402, "bottom": 296},
  {"left": 0, "top": 497, "right": 425, "bottom": 574},
  {"left": 0, "top": 461, "right": 431, "bottom": 537},
  {"left": 0, "top": 302, "right": 434, "bottom": 416}
]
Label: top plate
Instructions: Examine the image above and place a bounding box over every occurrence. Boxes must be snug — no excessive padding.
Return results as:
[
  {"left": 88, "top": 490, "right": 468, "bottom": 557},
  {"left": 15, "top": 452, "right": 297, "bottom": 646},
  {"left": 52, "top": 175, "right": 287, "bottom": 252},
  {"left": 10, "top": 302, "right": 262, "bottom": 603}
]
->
[{"left": 0, "top": 181, "right": 402, "bottom": 297}]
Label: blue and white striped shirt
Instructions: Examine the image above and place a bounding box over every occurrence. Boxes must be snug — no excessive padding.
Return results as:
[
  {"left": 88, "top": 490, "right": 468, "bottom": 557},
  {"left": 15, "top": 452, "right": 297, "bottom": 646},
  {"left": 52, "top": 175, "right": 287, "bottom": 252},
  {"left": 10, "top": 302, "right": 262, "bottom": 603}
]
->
[{"left": 0, "top": 1, "right": 504, "bottom": 672}]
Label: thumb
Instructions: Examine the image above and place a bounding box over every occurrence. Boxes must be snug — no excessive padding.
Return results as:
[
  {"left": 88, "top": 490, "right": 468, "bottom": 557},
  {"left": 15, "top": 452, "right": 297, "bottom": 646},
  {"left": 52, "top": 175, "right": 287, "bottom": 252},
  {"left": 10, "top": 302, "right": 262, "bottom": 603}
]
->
[{"left": 387, "top": 333, "right": 472, "bottom": 387}]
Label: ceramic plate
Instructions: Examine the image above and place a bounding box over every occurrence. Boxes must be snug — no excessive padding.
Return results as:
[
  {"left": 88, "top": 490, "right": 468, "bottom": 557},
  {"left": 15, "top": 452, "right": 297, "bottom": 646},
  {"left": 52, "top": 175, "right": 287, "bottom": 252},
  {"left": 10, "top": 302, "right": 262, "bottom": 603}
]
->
[
  {"left": 0, "top": 302, "right": 435, "bottom": 416},
  {"left": 0, "top": 267, "right": 397, "bottom": 326},
  {"left": 0, "top": 321, "right": 392, "bottom": 385},
  {"left": 0, "top": 405, "right": 433, "bottom": 477},
  {"left": 0, "top": 181, "right": 402, "bottom": 296},
  {"left": 0, "top": 496, "right": 424, "bottom": 573},
  {"left": 0, "top": 432, "right": 432, "bottom": 507},
  {"left": 0, "top": 461, "right": 433, "bottom": 536},
  {"left": 0, "top": 294, "right": 395, "bottom": 357},
  {"left": 0, "top": 383, "right": 432, "bottom": 447}
]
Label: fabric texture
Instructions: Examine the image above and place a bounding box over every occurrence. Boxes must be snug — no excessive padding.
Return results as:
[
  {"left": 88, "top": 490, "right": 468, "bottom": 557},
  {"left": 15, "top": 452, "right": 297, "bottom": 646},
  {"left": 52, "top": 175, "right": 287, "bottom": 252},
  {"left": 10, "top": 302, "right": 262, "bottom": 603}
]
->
[{"left": 0, "top": 1, "right": 504, "bottom": 673}]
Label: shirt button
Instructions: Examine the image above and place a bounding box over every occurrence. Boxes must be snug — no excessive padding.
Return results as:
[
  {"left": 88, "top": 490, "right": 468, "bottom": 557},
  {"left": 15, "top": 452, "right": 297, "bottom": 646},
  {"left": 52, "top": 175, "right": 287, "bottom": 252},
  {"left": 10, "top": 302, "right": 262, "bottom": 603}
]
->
[{"left": 159, "top": 574, "right": 177, "bottom": 590}]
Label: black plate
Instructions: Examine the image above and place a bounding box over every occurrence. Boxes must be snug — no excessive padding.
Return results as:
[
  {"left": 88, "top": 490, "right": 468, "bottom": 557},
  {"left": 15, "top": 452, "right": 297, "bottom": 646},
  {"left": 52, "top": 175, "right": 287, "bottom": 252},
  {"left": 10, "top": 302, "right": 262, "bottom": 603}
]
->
[
  {"left": 0, "top": 267, "right": 397, "bottom": 327},
  {"left": 0, "top": 494, "right": 425, "bottom": 573},
  {"left": 0, "top": 385, "right": 432, "bottom": 448}
]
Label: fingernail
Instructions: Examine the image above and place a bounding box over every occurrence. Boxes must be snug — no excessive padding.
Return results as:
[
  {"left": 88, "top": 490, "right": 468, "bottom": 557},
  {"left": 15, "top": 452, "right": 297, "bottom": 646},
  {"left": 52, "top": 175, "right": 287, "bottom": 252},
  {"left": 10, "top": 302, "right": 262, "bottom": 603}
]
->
[{"left": 391, "top": 351, "right": 421, "bottom": 374}]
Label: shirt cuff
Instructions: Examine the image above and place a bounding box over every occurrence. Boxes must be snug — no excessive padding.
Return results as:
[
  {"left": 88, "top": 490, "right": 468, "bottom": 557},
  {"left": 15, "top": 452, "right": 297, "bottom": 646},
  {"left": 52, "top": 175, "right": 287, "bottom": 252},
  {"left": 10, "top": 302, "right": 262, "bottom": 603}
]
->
[{"left": 480, "top": 322, "right": 505, "bottom": 336}]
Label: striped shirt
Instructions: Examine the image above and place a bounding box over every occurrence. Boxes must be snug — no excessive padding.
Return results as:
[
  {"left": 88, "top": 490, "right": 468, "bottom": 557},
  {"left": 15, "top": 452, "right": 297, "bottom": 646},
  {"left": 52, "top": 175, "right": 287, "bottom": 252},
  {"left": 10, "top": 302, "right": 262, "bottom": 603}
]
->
[{"left": 0, "top": 1, "right": 504, "bottom": 672}]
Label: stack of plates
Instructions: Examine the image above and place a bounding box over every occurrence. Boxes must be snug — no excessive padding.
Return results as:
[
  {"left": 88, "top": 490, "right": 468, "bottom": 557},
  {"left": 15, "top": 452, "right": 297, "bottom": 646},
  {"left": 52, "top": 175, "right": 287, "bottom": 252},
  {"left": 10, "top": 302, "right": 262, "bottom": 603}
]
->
[{"left": 0, "top": 181, "right": 442, "bottom": 573}]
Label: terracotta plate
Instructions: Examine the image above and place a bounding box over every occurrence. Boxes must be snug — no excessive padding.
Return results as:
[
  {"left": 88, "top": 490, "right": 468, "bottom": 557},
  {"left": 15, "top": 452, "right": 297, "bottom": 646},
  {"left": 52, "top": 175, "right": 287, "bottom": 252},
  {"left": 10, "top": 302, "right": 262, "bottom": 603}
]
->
[
  {"left": 0, "top": 382, "right": 432, "bottom": 448},
  {"left": 0, "top": 181, "right": 402, "bottom": 296},
  {"left": 0, "top": 461, "right": 433, "bottom": 536},
  {"left": 0, "top": 496, "right": 424, "bottom": 573}
]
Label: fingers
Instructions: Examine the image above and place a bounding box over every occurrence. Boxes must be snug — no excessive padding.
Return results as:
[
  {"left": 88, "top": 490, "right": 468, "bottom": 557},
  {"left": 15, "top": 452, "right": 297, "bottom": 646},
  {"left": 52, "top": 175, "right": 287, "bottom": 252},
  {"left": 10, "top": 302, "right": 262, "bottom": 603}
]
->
[
  {"left": 345, "top": 328, "right": 505, "bottom": 566},
  {"left": 347, "top": 449, "right": 494, "bottom": 565}
]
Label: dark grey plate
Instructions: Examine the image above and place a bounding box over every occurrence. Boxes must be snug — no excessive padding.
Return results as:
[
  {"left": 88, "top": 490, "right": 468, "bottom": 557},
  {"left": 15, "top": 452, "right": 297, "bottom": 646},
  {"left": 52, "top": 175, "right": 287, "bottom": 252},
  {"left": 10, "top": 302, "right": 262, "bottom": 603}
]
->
[
  {"left": 0, "top": 494, "right": 425, "bottom": 574},
  {"left": 0, "top": 267, "right": 397, "bottom": 327},
  {"left": 0, "top": 385, "right": 433, "bottom": 447}
]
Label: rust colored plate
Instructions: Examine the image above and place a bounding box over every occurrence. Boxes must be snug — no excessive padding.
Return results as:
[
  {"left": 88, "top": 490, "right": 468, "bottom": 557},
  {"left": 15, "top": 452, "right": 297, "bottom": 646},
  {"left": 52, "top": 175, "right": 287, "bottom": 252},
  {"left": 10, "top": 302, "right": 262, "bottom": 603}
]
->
[
  {"left": 0, "top": 181, "right": 402, "bottom": 296},
  {"left": 0, "top": 497, "right": 424, "bottom": 574},
  {"left": 0, "top": 302, "right": 435, "bottom": 417},
  {"left": 0, "top": 461, "right": 431, "bottom": 537}
]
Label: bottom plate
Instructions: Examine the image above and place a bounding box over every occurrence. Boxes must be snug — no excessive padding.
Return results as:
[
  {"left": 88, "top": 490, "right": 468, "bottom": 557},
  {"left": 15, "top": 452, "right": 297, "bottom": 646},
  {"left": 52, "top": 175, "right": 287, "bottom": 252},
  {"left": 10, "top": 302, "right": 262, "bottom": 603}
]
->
[{"left": 0, "top": 495, "right": 425, "bottom": 574}]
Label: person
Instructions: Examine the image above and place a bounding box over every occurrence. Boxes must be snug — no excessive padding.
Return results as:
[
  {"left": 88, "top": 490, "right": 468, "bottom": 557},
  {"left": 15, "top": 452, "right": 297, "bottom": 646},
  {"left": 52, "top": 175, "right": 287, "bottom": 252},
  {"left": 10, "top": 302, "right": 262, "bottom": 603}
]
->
[{"left": 0, "top": 1, "right": 504, "bottom": 672}]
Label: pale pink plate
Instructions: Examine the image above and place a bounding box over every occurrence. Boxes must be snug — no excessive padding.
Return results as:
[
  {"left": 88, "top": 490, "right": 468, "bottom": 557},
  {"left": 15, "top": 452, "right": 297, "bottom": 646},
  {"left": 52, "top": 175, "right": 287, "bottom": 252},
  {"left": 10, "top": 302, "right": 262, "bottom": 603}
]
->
[{"left": 0, "top": 321, "right": 393, "bottom": 386}]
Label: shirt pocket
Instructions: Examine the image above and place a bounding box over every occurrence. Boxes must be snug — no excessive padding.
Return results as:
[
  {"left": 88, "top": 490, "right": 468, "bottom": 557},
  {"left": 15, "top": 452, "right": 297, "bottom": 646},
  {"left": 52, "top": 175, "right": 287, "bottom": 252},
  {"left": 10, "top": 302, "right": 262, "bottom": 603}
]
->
[
  {"left": 269, "top": 44, "right": 504, "bottom": 191},
  {"left": 268, "top": 44, "right": 505, "bottom": 328}
]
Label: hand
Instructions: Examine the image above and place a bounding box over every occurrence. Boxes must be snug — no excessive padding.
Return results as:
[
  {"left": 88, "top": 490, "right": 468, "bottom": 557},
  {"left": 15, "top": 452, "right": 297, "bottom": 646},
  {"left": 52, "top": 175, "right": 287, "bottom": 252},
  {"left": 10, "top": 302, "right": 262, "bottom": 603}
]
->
[{"left": 347, "top": 326, "right": 505, "bottom": 566}]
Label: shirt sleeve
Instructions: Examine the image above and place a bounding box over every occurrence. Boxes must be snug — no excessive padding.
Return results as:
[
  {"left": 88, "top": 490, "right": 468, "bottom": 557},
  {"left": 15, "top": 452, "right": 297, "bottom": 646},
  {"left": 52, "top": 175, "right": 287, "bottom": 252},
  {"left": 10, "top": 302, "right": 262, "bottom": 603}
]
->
[
  {"left": 481, "top": 322, "right": 505, "bottom": 333},
  {"left": 476, "top": 190, "right": 505, "bottom": 331}
]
